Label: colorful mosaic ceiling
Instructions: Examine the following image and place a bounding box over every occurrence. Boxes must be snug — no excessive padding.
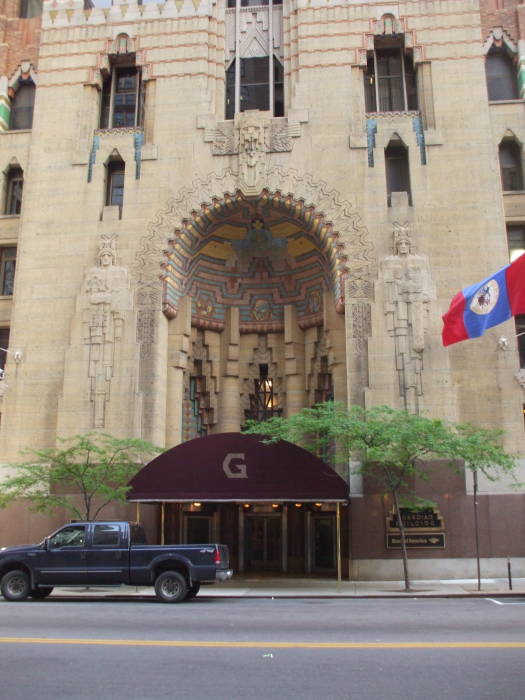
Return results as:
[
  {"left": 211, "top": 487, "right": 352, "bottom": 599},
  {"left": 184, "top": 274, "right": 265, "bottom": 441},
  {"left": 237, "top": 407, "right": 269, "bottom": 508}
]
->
[{"left": 162, "top": 192, "right": 348, "bottom": 333}]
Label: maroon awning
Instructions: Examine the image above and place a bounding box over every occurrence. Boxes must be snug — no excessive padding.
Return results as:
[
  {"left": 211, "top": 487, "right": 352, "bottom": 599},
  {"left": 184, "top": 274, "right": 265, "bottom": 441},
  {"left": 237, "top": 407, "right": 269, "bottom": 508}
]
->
[{"left": 127, "top": 433, "right": 348, "bottom": 502}]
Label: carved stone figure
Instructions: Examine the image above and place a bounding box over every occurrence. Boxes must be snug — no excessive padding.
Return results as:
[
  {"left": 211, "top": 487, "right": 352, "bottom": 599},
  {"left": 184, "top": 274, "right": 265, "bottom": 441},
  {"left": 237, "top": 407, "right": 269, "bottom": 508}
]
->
[
  {"left": 238, "top": 111, "right": 269, "bottom": 193},
  {"left": 231, "top": 216, "right": 288, "bottom": 272},
  {"left": 83, "top": 234, "right": 132, "bottom": 428},
  {"left": 380, "top": 223, "right": 435, "bottom": 413}
]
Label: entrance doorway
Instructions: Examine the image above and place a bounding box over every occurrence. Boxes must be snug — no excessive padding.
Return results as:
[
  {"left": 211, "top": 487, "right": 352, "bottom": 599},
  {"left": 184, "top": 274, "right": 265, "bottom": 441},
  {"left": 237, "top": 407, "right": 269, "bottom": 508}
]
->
[
  {"left": 312, "top": 513, "right": 336, "bottom": 572},
  {"left": 245, "top": 516, "right": 281, "bottom": 572}
]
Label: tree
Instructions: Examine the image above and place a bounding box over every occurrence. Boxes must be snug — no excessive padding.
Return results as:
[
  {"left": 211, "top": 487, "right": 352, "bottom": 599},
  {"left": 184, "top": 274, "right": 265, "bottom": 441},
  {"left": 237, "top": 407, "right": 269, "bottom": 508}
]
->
[
  {"left": 0, "top": 433, "right": 162, "bottom": 521},
  {"left": 244, "top": 403, "right": 516, "bottom": 591}
]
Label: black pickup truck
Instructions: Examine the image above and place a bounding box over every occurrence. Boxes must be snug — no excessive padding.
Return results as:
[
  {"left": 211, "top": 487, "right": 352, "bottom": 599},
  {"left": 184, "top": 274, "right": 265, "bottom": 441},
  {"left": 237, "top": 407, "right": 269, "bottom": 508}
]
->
[{"left": 0, "top": 521, "right": 232, "bottom": 603}]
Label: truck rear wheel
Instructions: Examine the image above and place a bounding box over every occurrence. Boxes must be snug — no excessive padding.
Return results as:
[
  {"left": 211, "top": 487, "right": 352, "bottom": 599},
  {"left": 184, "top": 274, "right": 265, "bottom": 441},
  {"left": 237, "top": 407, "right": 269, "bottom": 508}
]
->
[
  {"left": 1, "top": 570, "right": 30, "bottom": 602},
  {"left": 154, "top": 571, "right": 188, "bottom": 603}
]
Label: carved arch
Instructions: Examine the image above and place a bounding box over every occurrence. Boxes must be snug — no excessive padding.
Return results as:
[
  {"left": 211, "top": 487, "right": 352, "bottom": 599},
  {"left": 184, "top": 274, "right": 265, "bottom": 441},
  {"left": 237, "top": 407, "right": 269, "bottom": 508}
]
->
[{"left": 134, "top": 166, "right": 375, "bottom": 320}]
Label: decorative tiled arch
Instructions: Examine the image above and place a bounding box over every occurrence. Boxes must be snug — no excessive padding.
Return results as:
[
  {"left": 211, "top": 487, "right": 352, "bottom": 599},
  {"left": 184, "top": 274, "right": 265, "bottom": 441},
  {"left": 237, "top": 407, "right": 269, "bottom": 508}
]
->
[{"left": 134, "top": 166, "right": 375, "bottom": 332}]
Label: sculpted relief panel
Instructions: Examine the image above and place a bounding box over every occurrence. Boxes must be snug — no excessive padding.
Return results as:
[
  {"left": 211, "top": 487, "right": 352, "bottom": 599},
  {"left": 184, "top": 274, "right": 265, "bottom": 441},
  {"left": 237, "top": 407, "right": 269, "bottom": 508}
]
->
[
  {"left": 83, "top": 235, "right": 134, "bottom": 428},
  {"left": 380, "top": 223, "right": 435, "bottom": 413}
]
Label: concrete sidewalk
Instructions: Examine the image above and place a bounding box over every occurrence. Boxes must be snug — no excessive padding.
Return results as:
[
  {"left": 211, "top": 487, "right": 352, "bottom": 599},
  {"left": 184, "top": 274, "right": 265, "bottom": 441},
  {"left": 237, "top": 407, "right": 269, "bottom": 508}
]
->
[{"left": 50, "top": 576, "right": 525, "bottom": 599}]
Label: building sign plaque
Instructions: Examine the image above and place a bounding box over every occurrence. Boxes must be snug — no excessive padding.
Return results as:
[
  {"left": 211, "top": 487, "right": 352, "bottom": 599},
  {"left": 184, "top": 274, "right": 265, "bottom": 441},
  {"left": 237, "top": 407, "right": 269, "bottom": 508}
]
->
[
  {"left": 387, "top": 507, "right": 443, "bottom": 531},
  {"left": 386, "top": 507, "right": 445, "bottom": 549},
  {"left": 386, "top": 533, "right": 445, "bottom": 549}
]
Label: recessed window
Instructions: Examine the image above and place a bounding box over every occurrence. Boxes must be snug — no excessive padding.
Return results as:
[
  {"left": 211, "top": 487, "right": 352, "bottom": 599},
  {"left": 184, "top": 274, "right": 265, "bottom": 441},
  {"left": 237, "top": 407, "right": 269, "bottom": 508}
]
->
[
  {"left": 9, "top": 83, "right": 35, "bottom": 130},
  {"left": 385, "top": 141, "right": 411, "bottom": 206},
  {"left": 100, "top": 64, "right": 142, "bottom": 129},
  {"left": 5, "top": 168, "right": 23, "bottom": 215},
  {"left": 507, "top": 225, "right": 525, "bottom": 261},
  {"left": 0, "top": 248, "right": 16, "bottom": 296},
  {"left": 106, "top": 160, "right": 125, "bottom": 207},
  {"left": 244, "top": 364, "right": 282, "bottom": 422},
  {"left": 0, "top": 328, "right": 9, "bottom": 372},
  {"left": 364, "top": 40, "right": 417, "bottom": 113},
  {"left": 226, "top": 57, "right": 284, "bottom": 119},
  {"left": 19, "top": 0, "right": 42, "bottom": 18},
  {"left": 225, "top": 0, "right": 284, "bottom": 119},
  {"left": 499, "top": 140, "right": 523, "bottom": 191},
  {"left": 486, "top": 47, "right": 518, "bottom": 101}
]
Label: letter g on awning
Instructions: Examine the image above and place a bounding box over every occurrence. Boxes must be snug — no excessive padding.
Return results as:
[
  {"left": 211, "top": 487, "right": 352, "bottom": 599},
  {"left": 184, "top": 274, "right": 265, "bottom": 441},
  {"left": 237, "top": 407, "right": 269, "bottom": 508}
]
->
[{"left": 127, "top": 433, "right": 349, "bottom": 503}]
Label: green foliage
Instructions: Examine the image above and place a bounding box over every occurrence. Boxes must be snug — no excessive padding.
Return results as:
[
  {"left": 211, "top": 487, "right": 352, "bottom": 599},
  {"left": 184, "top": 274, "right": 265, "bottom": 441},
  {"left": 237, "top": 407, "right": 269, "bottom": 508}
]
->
[
  {"left": 0, "top": 433, "right": 162, "bottom": 521},
  {"left": 245, "top": 402, "right": 516, "bottom": 591},
  {"left": 244, "top": 402, "right": 516, "bottom": 492}
]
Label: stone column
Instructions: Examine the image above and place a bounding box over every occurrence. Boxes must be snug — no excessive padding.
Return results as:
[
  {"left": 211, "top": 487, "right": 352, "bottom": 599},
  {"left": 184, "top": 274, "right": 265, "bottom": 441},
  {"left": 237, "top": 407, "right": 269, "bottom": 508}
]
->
[
  {"left": 165, "top": 296, "right": 191, "bottom": 448},
  {"left": 341, "top": 280, "right": 371, "bottom": 409},
  {"left": 284, "top": 304, "right": 306, "bottom": 417},
  {"left": 217, "top": 307, "right": 241, "bottom": 432},
  {"left": 416, "top": 62, "right": 435, "bottom": 130}
]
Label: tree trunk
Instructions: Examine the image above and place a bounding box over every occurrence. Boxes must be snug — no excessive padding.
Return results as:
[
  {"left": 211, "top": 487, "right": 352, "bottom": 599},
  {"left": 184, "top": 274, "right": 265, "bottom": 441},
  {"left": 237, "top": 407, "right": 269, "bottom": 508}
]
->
[{"left": 392, "top": 488, "right": 411, "bottom": 592}]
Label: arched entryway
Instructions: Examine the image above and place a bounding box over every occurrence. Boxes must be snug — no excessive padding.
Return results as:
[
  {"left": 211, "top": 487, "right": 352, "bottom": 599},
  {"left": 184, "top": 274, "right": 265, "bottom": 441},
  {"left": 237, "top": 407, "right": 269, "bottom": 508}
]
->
[
  {"left": 132, "top": 171, "right": 374, "bottom": 447},
  {"left": 161, "top": 190, "right": 354, "bottom": 443}
]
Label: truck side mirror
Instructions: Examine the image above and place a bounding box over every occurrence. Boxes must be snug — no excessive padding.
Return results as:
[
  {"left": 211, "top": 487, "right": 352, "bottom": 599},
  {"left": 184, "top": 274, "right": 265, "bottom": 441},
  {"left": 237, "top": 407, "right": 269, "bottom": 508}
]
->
[{"left": 43, "top": 536, "right": 49, "bottom": 551}]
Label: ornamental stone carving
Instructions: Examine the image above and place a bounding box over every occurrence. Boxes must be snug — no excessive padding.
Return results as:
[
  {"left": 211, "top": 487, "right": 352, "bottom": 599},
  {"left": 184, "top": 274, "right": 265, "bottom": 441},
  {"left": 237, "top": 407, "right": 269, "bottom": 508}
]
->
[
  {"left": 83, "top": 234, "right": 132, "bottom": 428},
  {"left": 201, "top": 111, "right": 304, "bottom": 194},
  {"left": 238, "top": 111, "right": 268, "bottom": 194},
  {"left": 380, "top": 223, "right": 435, "bottom": 413}
]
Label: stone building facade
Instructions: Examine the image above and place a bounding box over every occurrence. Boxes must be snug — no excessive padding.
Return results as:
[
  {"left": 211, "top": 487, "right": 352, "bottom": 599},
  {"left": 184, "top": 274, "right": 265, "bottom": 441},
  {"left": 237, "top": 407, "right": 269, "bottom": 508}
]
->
[{"left": 0, "top": 0, "right": 525, "bottom": 579}]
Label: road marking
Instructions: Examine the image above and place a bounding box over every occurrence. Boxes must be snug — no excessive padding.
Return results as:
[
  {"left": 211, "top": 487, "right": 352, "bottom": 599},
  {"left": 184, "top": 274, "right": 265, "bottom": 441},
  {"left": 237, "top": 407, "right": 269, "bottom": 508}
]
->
[
  {"left": 486, "top": 598, "right": 525, "bottom": 606},
  {"left": 0, "top": 638, "right": 524, "bottom": 649}
]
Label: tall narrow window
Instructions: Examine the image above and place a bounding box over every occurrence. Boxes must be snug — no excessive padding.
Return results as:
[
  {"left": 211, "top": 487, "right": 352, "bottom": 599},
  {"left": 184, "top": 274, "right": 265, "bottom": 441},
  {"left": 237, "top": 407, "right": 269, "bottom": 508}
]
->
[
  {"left": 364, "top": 39, "right": 417, "bottom": 113},
  {"left": 245, "top": 364, "right": 282, "bottom": 422},
  {"left": 100, "top": 63, "right": 142, "bottom": 129},
  {"left": 499, "top": 140, "right": 523, "bottom": 191},
  {"left": 19, "top": 0, "right": 42, "bottom": 18},
  {"left": 225, "top": 0, "right": 284, "bottom": 118},
  {"left": 385, "top": 141, "right": 411, "bottom": 206},
  {"left": 0, "top": 328, "right": 9, "bottom": 372},
  {"left": 486, "top": 47, "right": 518, "bottom": 101},
  {"left": 507, "top": 225, "right": 525, "bottom": 261},
  {"left": 106, "top": 159, "right": 125, "bottom": 207},
  {"left": 5, "top": 168, "right": 23, "bottom": 215},
  {"left": 10, "top": 83, "right": 35, "bottom": 130},
  {"left": 0, "top": 248, "right": 16, "bottom": 296}
]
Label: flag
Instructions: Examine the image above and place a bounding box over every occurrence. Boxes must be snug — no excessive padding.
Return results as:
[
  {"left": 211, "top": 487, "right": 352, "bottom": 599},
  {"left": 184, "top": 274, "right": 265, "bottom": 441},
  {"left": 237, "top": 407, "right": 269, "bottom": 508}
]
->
[{"left": 442, "top": 253, "right": 525, "bottom": 346}]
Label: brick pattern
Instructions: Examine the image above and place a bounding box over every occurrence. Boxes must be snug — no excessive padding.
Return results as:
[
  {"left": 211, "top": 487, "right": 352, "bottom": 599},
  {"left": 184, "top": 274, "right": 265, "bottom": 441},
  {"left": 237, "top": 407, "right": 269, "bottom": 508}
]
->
[{"left": 0, "top": 2, "right": 41, "bottom": 78}]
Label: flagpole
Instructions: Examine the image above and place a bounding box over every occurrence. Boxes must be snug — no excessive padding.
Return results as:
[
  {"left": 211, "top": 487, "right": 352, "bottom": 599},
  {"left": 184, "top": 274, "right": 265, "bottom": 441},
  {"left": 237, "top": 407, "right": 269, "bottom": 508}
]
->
[{"left": 473, "top": 469, "right": 481, "bottom": 592}]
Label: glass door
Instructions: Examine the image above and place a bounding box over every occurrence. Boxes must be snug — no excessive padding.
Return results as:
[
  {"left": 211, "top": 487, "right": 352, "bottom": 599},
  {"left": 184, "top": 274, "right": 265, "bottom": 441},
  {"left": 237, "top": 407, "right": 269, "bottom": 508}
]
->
[
  {"left": 245, "top": 516, "right": 281, "bottom": 572},
  {"left": 312, "top": 514, "right": 336, "bottom": 572}
]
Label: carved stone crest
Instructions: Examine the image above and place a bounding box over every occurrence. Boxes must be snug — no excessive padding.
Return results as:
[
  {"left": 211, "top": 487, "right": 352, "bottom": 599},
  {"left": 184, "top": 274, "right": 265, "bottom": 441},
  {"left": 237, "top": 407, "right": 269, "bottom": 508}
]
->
[{"left": 201, "top": 111, "right": 304, "bottom": 195}]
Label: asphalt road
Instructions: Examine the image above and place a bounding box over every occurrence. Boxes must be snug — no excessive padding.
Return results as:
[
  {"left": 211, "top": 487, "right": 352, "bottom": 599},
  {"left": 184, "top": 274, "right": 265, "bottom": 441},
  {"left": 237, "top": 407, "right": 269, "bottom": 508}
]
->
[{"left": 1, "top": 595, "right": 525, "bottom": 700}]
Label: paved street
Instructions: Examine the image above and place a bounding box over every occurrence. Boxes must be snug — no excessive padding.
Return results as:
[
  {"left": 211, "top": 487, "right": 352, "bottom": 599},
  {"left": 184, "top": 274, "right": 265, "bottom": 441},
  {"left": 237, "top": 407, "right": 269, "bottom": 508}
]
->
[{"left": 1, "top": 596, "right": 525, "bottom": 699}]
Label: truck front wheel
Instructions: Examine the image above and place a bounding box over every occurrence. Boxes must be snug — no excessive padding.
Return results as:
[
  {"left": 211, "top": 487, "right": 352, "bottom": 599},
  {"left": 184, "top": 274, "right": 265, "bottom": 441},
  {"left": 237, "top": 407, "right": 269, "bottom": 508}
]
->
[
  {"left": 154, "top": 571, "right": 188, "bottom": 603},
  {"left": 1, "top": 570, "right": 30, "bottom": 602}
]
